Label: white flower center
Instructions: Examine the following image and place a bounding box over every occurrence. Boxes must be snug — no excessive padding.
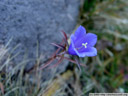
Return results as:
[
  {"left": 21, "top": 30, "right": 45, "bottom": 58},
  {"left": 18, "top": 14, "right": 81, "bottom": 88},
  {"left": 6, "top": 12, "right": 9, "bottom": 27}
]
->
[{"left": 82, "top": 42, "right": 88, "bottom": 48}]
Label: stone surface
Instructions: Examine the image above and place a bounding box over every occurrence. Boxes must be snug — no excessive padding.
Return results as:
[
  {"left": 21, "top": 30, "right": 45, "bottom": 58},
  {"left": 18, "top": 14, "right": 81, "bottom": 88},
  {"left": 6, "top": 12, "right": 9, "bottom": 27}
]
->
[{"left": 0, "top": 0, "right": 80, "bottom": 78}]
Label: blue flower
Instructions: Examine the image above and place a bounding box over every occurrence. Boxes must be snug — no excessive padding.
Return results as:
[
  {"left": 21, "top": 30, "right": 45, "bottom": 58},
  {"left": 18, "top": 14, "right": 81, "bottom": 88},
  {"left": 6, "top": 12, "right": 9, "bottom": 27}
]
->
[{"left": 68, "top": 25, "right": 97, "bottom": 57}]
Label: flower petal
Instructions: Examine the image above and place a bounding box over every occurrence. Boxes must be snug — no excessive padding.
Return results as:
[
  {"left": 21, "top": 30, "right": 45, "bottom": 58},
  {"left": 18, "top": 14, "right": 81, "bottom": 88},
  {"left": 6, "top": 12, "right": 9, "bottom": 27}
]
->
[
  {"left": 74, "top": 25, "right": 86, "bottom": 39},
  {"left": 70, "top": 34, "right": 76, "bottom": 42},
  {"left": 83, "top": 33, "right": 97, "bottom": 47},
  {"left": 68, "top": 43, "right": 77, "bottom": 55},
  {"left": 68, "top": 25, "right": 97, "bottom": 57},
  {"left": 68, "top": 35, "right": 77, "bottom": 55},
  {"left": 74, "top": 47, "right": 97, "bottom": 57}
]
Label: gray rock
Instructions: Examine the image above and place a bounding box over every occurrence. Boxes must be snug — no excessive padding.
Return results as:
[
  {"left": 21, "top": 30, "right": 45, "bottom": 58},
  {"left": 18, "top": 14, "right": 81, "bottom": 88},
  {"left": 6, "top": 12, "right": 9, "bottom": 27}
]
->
[{"left": 0, "top": 0, "right": 80, "bottom": 78}]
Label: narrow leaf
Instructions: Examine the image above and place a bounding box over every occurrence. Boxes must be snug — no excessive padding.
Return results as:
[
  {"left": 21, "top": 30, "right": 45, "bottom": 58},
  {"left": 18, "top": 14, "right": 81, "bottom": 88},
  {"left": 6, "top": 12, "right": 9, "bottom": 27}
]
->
[
  {"left": 75, "top": 57, "right": 81, "bottom": 71},
  {"left": 61, "top": 31, "right": 69, "bottom": 46},
  {"left": 64, "top": 57, "right": 86, "bottom": 67},
  {"left": 61, "top": 30, "right": 68, "bottom": 40},
  {"left": 48, "top": 56, "right": 64, "bottom": 69},
  {"left": 0, "top": 82, "right": 4, "bottom": 94},
  {"left": 40, "top": 58, "right": 55, "bottom": 70},
  {"left": 51, "top": 43, "right": 65, "bottom": 49}
]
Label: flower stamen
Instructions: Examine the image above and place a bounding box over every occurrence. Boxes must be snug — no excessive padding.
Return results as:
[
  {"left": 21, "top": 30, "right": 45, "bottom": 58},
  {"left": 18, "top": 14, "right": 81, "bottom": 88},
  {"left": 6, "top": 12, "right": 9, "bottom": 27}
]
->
[{"left": 82, "top": 42, "right": 88, "bottom": 48}]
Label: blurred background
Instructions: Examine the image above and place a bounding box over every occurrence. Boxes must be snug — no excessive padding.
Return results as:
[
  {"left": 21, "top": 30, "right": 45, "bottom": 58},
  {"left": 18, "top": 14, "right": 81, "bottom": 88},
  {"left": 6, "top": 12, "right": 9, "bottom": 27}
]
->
[{"left": 0, "top": 0, "right": 128, "bottom": 96}]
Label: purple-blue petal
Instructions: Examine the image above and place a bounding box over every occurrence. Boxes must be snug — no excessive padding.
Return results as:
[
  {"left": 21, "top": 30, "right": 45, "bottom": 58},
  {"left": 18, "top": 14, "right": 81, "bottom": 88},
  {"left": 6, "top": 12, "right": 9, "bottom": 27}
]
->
[
  {"left": 74, "top": 25, "right": 86, "bottom": 40},
  {"left": 83, "top": 33, "right": 97, "bottom": 47},
  {"left": 74, "top": 33, "right": 97, "bottom": 48},
  {"left": 68, "top": 25, "right": 97, "bottom": 57},
  {"left": 74, "top": 47, "right": 97, "bottom": 57},
  {"left": 68, "top": 43, "right": 77, "bottom": 55},
  {"left": 70, "top": 34, "right": 76, "bottom": 42},
  {"left": 68, "top": 35, "right": 77, "bottom": 55}
]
